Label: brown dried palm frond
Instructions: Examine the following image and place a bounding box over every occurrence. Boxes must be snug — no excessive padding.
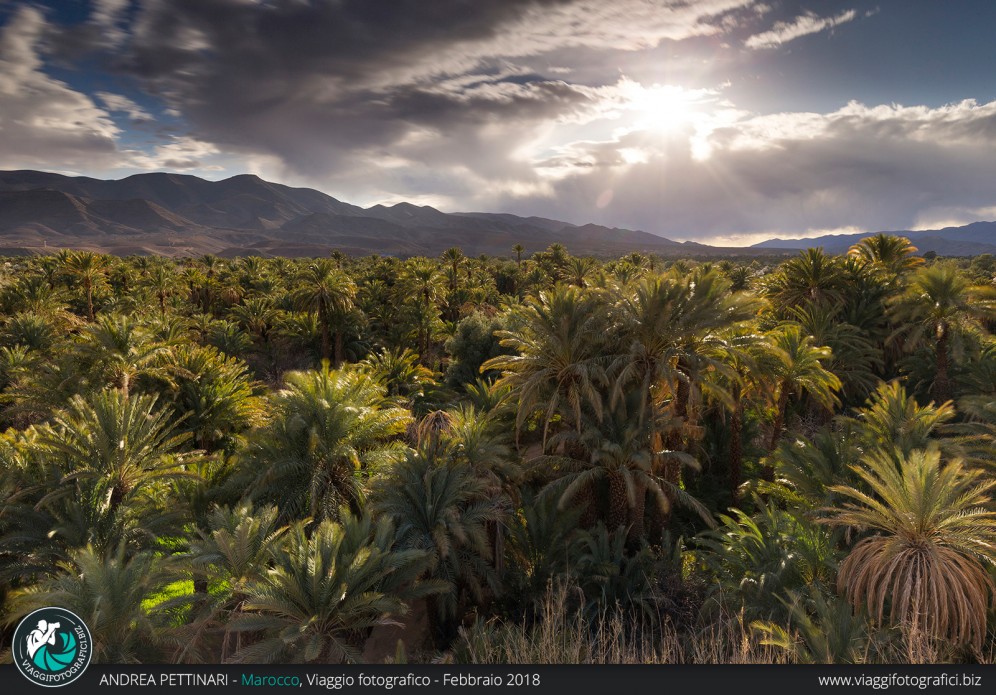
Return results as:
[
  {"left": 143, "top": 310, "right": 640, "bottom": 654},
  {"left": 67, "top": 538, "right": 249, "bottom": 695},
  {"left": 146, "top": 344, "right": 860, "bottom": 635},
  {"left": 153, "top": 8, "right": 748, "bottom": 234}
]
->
[{"left": 825, "top": 447, "right": 996, "bottom": 649}]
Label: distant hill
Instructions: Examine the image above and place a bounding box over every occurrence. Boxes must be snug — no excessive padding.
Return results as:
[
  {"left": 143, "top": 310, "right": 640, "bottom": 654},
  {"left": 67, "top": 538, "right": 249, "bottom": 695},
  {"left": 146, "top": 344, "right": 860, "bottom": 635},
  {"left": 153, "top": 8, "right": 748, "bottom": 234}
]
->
[
  {"left": 0, "top": 170, "right": 778, "bottom": 258},
  {"left": 752, "top": 222, "right": 996, "bottom": 256}
]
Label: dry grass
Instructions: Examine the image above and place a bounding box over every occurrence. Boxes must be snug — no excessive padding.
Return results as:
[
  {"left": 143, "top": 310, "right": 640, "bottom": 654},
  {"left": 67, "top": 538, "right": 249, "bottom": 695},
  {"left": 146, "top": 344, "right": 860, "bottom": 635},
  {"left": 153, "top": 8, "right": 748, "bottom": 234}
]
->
[
  {"left": 452, "top": 586, "right": 786, "bottom": 665},
  {"left": 449, "top": 585, "right": 996, "bottom": 665}
]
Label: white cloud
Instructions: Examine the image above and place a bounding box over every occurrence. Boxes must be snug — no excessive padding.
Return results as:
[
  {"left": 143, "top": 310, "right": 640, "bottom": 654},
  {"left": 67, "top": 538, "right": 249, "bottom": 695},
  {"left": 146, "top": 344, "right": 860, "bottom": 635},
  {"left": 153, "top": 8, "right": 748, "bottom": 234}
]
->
[
  {"left": 125, "top": 136, "right": 222, "bottom": 170},
  {"left": 0, "top": 6, "right": 123, "bottom": 170},
  {"left": 90, "top": 0, "right": 130, "bottom": 45},
  {"left": 746, "top": 9, "right": 857, "bottom": 49},
  {"left": 96, "top": 91, "right": 154, "bottom": 121}
]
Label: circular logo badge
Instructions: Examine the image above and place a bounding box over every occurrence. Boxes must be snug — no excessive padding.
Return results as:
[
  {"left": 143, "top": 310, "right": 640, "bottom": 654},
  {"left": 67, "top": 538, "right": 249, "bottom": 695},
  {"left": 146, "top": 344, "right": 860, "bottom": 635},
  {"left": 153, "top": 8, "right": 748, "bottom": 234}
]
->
[{"left": 12, "top": 607, "right": 92, "bottom": 687}]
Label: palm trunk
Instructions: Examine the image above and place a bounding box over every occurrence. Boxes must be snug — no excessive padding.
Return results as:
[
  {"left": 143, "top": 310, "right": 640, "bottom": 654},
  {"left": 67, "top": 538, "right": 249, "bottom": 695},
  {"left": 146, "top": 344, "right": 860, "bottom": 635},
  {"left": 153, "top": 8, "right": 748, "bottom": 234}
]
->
[
  {"left": 730, "top": 402, "right": 744, "bottom": 505},
  {"left": 320, "top": 315, "right": 331, "bottom": 363},
  {"left": 607, "top": 471, "right": 628, "bottom": 532},
  {"left": 656, "top": 377, "right": 690, "bottom": 530},
  {"left": 85, "top": 282, "right": 94, "bottom": 321},
  {"left": 334, "top": 331, "right": 344, "bottom": 367},
  {"left": 933, "top": 325, "right": 951, "bottom": 403},
  {"left": 768, "top": 382, "right": 789, "bottom": 452},
  {"left": 765, "top": 382, "right": 790, "bottom": 480},
  {"left": 573, "top": 480, "right": 599, "bottom": 529}
]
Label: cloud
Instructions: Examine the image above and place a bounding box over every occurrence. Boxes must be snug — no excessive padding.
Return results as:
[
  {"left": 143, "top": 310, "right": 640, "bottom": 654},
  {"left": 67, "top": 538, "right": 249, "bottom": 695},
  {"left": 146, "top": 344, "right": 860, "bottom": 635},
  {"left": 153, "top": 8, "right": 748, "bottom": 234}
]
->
[
  {"left": 0, "top": 6, "right": 123, "bottom": 170},
  {"left": 96, "top": 91, "right": 153, "bottom": 121},
  {"left": 125, "top": 135, "right": 221, "bottom": 170},
  {"left": 90, "top": 0, "right": 130, "bottom": 45},
  {"left": 475, "top": 98, "right": 996, "bottom": 243},
  {"left": 745, "top": 9, "right": 856, "bottom": 49},
  {"left": 102, "top": 0, "right": 754, "bottom": 187}
]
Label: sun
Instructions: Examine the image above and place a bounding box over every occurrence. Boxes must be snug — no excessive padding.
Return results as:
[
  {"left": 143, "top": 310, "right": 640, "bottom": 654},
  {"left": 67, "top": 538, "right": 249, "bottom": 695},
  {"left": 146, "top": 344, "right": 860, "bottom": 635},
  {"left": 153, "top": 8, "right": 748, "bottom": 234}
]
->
[{"left": 619, "top": 80, "right": 712, "bottom": 134}]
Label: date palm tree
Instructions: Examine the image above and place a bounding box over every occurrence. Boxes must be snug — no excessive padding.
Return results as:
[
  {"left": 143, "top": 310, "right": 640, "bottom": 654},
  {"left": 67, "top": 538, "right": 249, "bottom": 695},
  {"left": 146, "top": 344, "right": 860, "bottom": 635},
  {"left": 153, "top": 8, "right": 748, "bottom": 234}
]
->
[
  {"left": 170, "top": 503, "right": 289, "bottom": 663},
  {"left": 229, "top": 515, "right": 439, "bottom": 664},
  {"left": 370, "top": 451, "right": 502, "bottom": 628},
  {"left": 247, "top": 366, "right": 410, "bottom": 522},
  {"left": 827, "top": 447, "right": 996, "bottom": 649},
  {"left": 849, "top": 380, "right": 954, "bottom": 458},
  {"left": 38, "top": 391, "right": 197, "bottom": 521},
  {"left": 889, "top": 262, "right": 996, "bottom": 402},
  {"left": 766, "top": 324, "right": 842, "bottom": 453},
  {"left": 847, "top": 233, "right": 924, "bottom": 279},
  {"left": 7, "top": 545, "right": 169, "bottom": 663},
  {"left": 708, "top": 327, "right": 780, "bottom": 502},
  {"left": 292, "top": 260, "right": 357, "bottom": 365},
  {"left": 79, "top": 314, "right": 173, "bottom": 398},
  {"left": 483, "top": 285, "right": 612, "bottom": 447},
  {"left": 765, "top": 248, "right": 846, "bottom": 312},
  {"left": 163, "top": 345, "right": 266, "bottom": 452},
  {"left": 512, "top": 243, "right": 525, "bottom": 270},
  {"left": 60, "top": 250, "right": 109, "bottom": 321}
]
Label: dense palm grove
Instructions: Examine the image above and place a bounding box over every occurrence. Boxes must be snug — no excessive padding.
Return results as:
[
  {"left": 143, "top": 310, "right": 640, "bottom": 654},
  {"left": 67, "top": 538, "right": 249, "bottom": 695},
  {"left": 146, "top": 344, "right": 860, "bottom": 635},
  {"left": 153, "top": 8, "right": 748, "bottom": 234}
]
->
[{"left": 1, "top": 238, "right": 995, "bottom": 664}]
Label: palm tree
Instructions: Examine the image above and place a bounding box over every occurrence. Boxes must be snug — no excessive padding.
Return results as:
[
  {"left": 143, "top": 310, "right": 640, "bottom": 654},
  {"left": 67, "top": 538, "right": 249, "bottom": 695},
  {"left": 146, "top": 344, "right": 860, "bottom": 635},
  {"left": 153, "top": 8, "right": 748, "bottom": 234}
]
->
[
  {"left": 164, "top": 345, "right": 265, "bottom": 452},
  {"left": 292, "top": 260, "right": 357, "bottom": 365},
  {"left": 229, "top": 515, "right": 439, "bottom": 664},
  {"left": 230, "top": 296, "right": 277, "bottom": 345},
  {"left": 39, "top": 391, "right": 198, "bottom": 521},
  {"left": 198, "top": 254, "right": 221, "bottom": 314},
  {"left": 561, "top": 256, "right": 596, "bottom": 287},
  {"left": 753, "top": 587, "right": 874, "bottom": 664},
  {"left": 247, "top": 366, "right": 410, "bottom": 522},
  {"left": 60, "top": 250, "right": 109, "bottom": 321},
  {"left": 172, "top": 503, "right": 289, "bottom": 662},
  {"left": 789, "top": 302, "right": 881, "bottom": 403},
  {"left": 7, "top": 545, "right": 169, "bottom": 663},
  {"left": 765, "top": 248, "right": 846, "bottom": 312},
  {"left": 400, "top": 259, "right": 445, "bottom": 361},
  {"left": 79, "top": 315, "right": 172, "bottom": 397},
  {"left": 542, "top": 392, "right": 706, "bottom": 540},
  {"left": 847, "top": 233, "right": 924, "bottom": 278},
  {"left": 142, "top": 262, "right": 179, "bottom": 317},
  {"left": 766, "top": 324, "right": 842, "bottom": 453},
  {"left": 512, "top": 243, "right": 525, "bottom": 270},
  {"left": 827, "top": 447, "right": 996, "bottom": 649},
  {"left": 360, "top": 346, "right": 438, "bottom": 404},
  {"left": 889, "top": 262, "right": 996, "bottom": 402},
  {"left": 708, "top": 327, "right": 780, "bottom": 503},
  {"left": 849, "top": 380, "right": 954, "bottom": 458},
  {"left": 483, "top": 285, "right": 611, "bottom": 447},
  {"left": 370, "top": 451, "right": 502, "bottom": 629},
  {"left": 615, "top": 268, "right": 754, "bottom": 524}
]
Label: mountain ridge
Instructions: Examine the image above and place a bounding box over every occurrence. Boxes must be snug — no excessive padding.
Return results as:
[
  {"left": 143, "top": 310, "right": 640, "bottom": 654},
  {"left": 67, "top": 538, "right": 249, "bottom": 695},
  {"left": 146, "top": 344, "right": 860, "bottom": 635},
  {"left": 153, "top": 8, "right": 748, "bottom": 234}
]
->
[
  {"left": 0, "top": 169, "right": 743, "bottom": 258},
  {"left": 2, "top": 170, "right": 993, "bottom": 258},
  {"left": 752, "top": 221, "right": 996, "bottom": 256}
]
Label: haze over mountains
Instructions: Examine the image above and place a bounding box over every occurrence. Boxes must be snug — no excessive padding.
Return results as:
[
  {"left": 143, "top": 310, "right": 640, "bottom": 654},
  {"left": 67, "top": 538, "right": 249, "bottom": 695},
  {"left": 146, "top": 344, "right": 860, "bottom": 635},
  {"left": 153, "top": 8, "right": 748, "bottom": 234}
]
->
[
  {"left": 0, "top": 170, "right": 994, "bottom": 258},
  {"left": 752, "top": 223, "right": 996, "bottom": 257}
]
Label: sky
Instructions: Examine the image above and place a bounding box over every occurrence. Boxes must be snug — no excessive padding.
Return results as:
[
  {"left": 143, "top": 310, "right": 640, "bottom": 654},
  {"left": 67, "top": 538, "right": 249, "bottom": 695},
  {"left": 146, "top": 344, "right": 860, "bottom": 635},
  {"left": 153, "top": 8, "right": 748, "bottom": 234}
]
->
[{"left": 2, "top": 1, "right": 996, "bottom": 246}]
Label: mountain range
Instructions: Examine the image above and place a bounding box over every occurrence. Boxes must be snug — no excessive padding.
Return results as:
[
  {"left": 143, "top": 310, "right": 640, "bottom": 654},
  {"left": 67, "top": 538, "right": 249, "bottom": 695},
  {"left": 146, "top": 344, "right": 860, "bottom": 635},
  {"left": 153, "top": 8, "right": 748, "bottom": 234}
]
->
[
  {"left": 0, "top": 170, "right": 744, "bottom": 258},
  {"left": 752, "top": 222, "right": 996, "bottom": 256},
  {"left": 0, "top": 170, "right": 993, "bottom": 258}
]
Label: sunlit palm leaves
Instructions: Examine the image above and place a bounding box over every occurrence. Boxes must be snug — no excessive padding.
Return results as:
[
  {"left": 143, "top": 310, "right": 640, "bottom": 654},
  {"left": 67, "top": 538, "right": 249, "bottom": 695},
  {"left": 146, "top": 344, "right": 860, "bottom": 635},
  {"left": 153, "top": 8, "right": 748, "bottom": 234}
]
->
[{"left": 484, "top": 285, "right": 611, "bottom": 446}]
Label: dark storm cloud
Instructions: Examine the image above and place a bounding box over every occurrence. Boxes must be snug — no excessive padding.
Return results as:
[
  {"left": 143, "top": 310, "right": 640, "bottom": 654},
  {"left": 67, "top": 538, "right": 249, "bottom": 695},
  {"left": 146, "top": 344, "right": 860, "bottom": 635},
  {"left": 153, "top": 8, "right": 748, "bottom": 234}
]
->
[{"left": 98, "top": 0, "right": 749, "bottom": 178}]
